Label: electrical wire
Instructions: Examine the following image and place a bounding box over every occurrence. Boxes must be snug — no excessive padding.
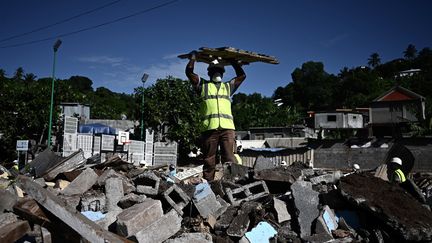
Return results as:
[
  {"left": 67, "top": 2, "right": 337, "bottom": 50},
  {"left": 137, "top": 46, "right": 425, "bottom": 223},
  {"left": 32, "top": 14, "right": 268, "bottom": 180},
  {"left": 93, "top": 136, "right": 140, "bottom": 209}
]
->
[
  {"left": 0, "top": 0, "right": 179, "bottom": 49},
  {"left": 0, "top": 0, "right": 125, "bottom": 43}
]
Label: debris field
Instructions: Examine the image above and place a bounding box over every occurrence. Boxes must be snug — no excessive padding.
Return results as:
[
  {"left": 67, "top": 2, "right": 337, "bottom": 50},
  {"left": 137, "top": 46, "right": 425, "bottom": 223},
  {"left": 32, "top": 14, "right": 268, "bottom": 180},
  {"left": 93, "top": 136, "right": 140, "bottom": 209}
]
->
[{"left": 1, "top": 148, "right": 432, "bottom": 243}]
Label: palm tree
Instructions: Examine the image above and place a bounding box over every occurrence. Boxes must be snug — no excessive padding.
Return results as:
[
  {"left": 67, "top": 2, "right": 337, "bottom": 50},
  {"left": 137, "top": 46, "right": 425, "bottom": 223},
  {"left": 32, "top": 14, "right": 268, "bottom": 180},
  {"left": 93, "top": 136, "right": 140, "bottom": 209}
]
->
[
  {"left": 13, "top": 67, "right": 24, "bottom": 81},
  {"left": 367, "top": 53, "right": 381, "bottom": 68},
  {"left": 24, "top": 73, "right": 37, "bottom": 82},
  {"left": 404, "top": 44, "right": 417, "bottom": 60}
]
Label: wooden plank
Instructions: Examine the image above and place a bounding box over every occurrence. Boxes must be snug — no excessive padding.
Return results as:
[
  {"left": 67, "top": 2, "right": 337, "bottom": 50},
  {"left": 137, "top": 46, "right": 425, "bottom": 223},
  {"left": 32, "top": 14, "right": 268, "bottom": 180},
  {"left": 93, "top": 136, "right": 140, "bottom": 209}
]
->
[
  {"left": 17, "top": 176, "right": 132, "bottom": 243},
  {"left": 178, "top": 46, "right": 279, "bottom": 65},
  {"left": 0, "top": 220, "right": 30, "bottom": 243}
]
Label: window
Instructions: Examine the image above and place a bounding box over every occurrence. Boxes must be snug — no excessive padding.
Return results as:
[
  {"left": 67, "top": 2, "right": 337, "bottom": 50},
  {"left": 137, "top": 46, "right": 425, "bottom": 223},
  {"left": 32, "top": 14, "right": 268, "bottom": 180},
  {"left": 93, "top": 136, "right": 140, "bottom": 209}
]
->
[
  {"left": 352, "top": 116, "right": 357, "bottom": 119},
  {"left": 327, "top": 115, "right": 337, "bottom": 122}
]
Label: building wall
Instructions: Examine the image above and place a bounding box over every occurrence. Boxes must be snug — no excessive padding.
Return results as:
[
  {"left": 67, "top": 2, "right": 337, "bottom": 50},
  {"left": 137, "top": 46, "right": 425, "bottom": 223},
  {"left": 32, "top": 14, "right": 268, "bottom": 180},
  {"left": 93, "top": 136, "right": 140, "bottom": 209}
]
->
[
  {"left": 370, "top": 101, "right": 420, "bottom": 124},
  {"left": 315, "top": 113, "right": 363, "bottom": 129}
]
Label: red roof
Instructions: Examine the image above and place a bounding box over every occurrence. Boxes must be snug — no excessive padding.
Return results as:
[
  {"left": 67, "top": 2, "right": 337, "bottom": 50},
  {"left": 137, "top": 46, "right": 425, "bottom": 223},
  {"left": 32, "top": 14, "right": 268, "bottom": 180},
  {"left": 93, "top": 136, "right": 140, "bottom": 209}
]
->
[{"left": 380, "top": 90, "right": 415, "bottom": 101}]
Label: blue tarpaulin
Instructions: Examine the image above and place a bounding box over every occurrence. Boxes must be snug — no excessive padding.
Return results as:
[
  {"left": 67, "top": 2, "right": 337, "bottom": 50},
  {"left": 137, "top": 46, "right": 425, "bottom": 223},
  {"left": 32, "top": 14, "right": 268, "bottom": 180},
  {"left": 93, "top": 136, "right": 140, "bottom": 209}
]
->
[{"left": 79, "top": 123, "right": 116, "bottom": 135}]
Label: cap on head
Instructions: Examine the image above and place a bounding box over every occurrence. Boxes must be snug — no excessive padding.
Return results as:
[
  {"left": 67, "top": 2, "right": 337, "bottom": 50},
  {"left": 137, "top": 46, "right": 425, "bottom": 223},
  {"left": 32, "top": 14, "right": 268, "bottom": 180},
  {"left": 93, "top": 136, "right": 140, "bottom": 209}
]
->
[{"left": 391, "top": 157, "right": 402, "bottom": 166}]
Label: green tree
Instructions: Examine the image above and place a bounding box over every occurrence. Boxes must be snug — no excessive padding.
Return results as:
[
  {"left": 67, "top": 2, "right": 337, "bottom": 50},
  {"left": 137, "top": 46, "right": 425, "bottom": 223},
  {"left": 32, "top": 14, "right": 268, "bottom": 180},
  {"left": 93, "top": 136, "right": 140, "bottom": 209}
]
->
[
  {"left": 404, "top": 44, "right": 418, "bottom": 60},
  {"left": 136, "top": 77, "right": 202, "bottom": 157},
  {"left": 24, "top": 73, "right": 37, "bottom": 82},
  {"left": 13, "top": 67, "right": 24, "bottom": 81},
  {"left": 368, "top": 52, "right": 381, "bottom": 68}
]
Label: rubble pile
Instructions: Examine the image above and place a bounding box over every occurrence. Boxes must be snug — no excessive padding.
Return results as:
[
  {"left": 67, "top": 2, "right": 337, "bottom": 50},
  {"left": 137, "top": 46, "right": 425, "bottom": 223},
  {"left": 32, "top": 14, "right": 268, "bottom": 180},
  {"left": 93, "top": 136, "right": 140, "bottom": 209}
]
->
[{"left": 1, "top": 150, "right": 432, "bottom": 242}]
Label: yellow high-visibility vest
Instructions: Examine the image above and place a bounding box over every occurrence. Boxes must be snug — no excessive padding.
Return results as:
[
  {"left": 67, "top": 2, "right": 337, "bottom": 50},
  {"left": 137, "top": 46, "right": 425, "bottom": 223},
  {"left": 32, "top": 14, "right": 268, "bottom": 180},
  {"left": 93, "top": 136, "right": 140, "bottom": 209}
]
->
[
  {"left": 395, "top": 169, "right": 406, "bottom": 183},
  {"left": 200, "top": 81, "right": 235, "bottom": 131}
]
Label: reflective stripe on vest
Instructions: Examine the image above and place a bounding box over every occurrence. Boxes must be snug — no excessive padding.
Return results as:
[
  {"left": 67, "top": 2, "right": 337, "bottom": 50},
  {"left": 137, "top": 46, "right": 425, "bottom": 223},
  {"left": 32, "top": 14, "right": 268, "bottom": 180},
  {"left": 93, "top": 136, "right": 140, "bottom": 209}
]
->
[
  {"left": 201, "top": 81, "right": 235, "bottom": 130},
  {"left": 234, "top": 154, "right": 242, "bottom": 165},
  {"left": 395, "top": 169, "right": 406, "bottom": 183}
]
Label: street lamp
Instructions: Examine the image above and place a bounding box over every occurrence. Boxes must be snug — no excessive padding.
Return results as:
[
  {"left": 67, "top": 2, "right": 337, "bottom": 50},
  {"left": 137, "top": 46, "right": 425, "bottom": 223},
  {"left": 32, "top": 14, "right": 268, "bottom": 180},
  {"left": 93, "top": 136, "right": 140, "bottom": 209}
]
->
[
  {"left": 47, "top": 39, "right": 62, "bottom": 148},
  {"left": 141, "top": 73, "right": 149, "bottom": 141}
]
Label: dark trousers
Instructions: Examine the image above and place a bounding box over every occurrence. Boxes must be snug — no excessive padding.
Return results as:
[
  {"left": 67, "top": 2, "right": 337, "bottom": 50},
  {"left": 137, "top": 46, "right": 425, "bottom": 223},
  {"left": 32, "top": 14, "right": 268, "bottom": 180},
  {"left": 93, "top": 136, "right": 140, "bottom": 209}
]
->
[{"left": 200, "top": 129, "right": 236, "bottom": 181}]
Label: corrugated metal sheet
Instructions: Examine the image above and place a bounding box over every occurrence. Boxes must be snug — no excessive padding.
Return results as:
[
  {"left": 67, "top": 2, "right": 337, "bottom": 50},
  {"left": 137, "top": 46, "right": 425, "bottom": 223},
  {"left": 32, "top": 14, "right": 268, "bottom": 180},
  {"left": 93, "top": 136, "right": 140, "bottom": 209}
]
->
[{"left": 240, "top": 148, "right": 313, "bottom": 168}]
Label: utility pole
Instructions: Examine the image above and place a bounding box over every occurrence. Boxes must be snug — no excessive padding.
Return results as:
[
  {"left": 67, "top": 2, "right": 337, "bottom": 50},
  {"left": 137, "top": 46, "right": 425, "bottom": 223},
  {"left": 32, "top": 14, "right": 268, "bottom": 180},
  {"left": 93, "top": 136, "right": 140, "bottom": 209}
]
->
[
  {"left": 141, "top": 73, "right": 149, "bottom": 141},
  {"left": 47, "top": 39, "right": 62, "bottom": 148}
]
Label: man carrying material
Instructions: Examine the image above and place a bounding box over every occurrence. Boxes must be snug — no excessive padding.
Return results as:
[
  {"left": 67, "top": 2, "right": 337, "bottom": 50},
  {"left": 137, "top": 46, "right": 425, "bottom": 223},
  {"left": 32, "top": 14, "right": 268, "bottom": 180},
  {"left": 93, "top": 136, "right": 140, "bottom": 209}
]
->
[{"left": 185, "top": 51, "right": 246, "bottom": 181}]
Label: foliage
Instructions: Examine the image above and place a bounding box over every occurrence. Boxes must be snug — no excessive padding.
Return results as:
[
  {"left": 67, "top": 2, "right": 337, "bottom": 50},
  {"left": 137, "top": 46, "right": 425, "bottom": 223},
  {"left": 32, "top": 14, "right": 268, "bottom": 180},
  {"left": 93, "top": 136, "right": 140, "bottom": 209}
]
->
[{"left": 134, "top": 77, "right": 202, "bottom": 157}]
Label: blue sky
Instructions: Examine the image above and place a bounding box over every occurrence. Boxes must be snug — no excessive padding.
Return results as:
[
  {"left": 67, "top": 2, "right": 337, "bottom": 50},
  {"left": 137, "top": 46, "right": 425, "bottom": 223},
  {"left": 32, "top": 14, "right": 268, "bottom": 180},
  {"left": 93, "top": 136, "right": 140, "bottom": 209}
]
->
[{"left": 1, "top": 0, "right": 431, "bottom": 96}]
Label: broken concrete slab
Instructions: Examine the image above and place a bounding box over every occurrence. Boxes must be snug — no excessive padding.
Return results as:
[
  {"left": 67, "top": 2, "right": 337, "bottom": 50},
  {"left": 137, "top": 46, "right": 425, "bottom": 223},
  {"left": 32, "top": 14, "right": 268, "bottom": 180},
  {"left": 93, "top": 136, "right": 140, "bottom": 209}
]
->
[
  {"left": 244, "top": 221, "right": 277, "bottom": 243},
  {"left": 34, "top": 178, "right": 46, "bottom": 187},
  {"left": 116, "top": 199, "right": 163, "bottom": 237},
  {"left": 340, "top": 173, "right": 432, "bottom": 241},
  {"left": 253, "top": 156, "right": 277, "bottom": 172},
  {"left": 273, "top": 198, "right": 291, "bottom": 223},
  {"left": 61, "top": 168, "right": 98, "bottom": 196},
  {"left": 16, "top": 175, "right": 131, "bottom": 243},
  {"left": 133, "top": 209, "right": 182, "bottom": 243},
  {"left": 309, "top": 171, "right": 343, "bottom": 185},
  {"left": 0, "top": 188, "right": 17, "bottom": 212},
  {"left": 227, "top": 211, "right": 250, "bottom": 238},
  {"left": 223, "top": 162, "right": 251, "bottom": 182},
  {"left": 291, "top": 180, "right": 319, "bottom": 239},
  {"left": 163, "top": 184, "right": 190, "bottom": 215},
  {"left": 80, "top": 191, "right": 106, "bottom": 212},
  {"left": 95, "top": 207, "right": 122, "bottom": 230},
  {"left": 227, "top": 202, "right": 262, "bottom": 238},
  {"left": 41, "top": 226, "right": 52, "bottom": 243},
  {"left": 0, "top": 212, "right": 18, "bottom": 228},
  {"left": 134, "top": 171, "right": 160, "bottom": 195},
  {"left": 23, "top": 148, "right": 63, "bottom": 177},
  {"left": 226, "top": 181, "right": 269, "bottom": 206},
  {"left": 59, "top": 194, "right": 81, "bottom": 209},
  {"left": 105, "top": 177, "right": 124, "bottom": 211},
  {"left": 43, "top": 149, "right": 86, "bottom": 181},
  {"left": 165, "top": 233, "right": 213, "bottom": 243},
  {"left": 215, "top": 206, "right": 239, "bottom": 232},
  {"left": 118, "top": 193, "right": 147, "bottom": 209},
  {"left": 193, "top": 182, "right": 225, "bottom": 219},
  {"left": 0, "top": 220, "right": 31, "bottom": 242}
]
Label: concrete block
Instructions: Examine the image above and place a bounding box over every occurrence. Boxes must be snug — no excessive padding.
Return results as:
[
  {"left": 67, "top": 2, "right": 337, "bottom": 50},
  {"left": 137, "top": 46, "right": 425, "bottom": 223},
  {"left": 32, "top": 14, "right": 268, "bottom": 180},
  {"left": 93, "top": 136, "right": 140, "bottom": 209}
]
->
[
  {"left": 80, "top": 191, "right": 106, "bottom": 212},
  {"left": 95, "top": 207, "right": 122, "bottom": 230},
  {"left": 291, "top": 180, "right": 319, "bottom": 239},
  {"left": 309, "top": 171, "right": 342, "bottom": 185},
  {"left": 244, "top": 221, "right": 277, "bottom": 243},
  {"left": 0, "top": 189, "right": 17, "bottom": 212},
  {"left": 17, "top": 176, "right": 129, "bottom": 243},
  {"left": 226, "top": 181, "right": 269, "bottom": 206},
  {"left": 165, "top": 233, "right": 212, "bottom": 243},
  {"left": 116, "top": 199, "right": 163, "bottom": 237},
  {"left": 118, "top": 193, "right": 147, "bottom": 209},
  {"left": 133, "top": 209, "right": 182, "bottom": 243},
  {"left": 163, "top": 184, "right": 190, "bottom": 215},
  {"left": 59, "top": 194, "right": 81, "bottom": 209},
  {"left": 134, "top": 171, "right": 160, "bottom": 195},
  {"left": 0, "top": 220, "right": 31, "bottom": 242},
  {"left": 193, "top": 182, "right": 224, "bottom": 219},
  {"left": 224, "top": 162, "right": 251, "bottom": 181},
  {"left": 0, "top": 213, "right": 18, "bottom": 228},
  {"left": 105, "top": 177, "right": 124, "bottom": 211},
  {"left": 273, "top": 198, "right": 291, "bottom": 223},
  {"left": 61, "top": 168, "right": 98, "bottom": 196},
  {"left": 41, "top": 227, "right": 52, "bottom": 243}
]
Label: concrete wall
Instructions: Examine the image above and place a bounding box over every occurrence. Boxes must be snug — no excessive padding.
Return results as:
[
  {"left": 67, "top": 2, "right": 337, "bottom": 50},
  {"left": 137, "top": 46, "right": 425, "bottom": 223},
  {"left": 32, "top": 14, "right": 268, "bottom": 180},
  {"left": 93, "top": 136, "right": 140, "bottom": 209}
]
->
[
  {"left": 313, "top": 147, "right": 389, "bottom": 170},
  {"left": 240, "top": 147, "right": 313, "bottom": 168}
]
